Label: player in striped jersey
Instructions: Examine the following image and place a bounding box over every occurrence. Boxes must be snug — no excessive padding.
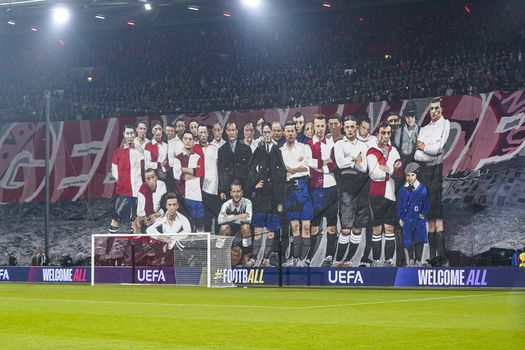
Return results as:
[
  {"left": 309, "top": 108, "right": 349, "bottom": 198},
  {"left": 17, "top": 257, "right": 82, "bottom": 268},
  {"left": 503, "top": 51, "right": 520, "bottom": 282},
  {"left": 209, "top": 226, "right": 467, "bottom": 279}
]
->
[
  {"left": 172, "top": 130, "right": 205, "bottom": 232},
  {"left": 367, "top": 121, "right": 403, "bottom": 266},
  {"left": 109, "top": 124, "right": 143, "bottom": 234}
]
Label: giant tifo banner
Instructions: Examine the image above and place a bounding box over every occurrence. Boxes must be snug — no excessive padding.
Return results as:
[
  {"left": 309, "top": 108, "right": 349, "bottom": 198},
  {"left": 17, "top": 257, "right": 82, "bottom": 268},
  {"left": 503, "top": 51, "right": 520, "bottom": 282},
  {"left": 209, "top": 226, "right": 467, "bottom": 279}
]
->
[
  {"left": 1, "top": 266, "right": 524, "bottom": 288},
  {"left": 1, "top": 91, "right": 524, "bottom": 203}
]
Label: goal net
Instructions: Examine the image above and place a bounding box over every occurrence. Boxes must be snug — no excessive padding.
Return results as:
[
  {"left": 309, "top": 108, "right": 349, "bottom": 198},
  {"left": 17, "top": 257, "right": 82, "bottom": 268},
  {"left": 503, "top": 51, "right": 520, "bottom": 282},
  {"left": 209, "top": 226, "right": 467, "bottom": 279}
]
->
[{"left": 91, "top": 233, "right": 235, "bottom": 287}]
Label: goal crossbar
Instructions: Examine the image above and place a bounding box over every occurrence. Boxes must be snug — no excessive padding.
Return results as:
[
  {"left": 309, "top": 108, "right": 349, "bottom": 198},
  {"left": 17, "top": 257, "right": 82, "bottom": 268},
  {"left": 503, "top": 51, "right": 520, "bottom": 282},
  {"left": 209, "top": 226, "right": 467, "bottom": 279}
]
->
[{"left": 91, "top": 233, "right": 232, "bottom": 288}]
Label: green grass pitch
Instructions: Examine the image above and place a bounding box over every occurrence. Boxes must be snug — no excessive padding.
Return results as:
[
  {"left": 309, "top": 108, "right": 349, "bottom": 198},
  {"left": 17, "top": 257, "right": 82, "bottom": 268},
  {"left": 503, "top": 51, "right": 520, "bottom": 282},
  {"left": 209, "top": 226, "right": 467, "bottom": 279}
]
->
[{"left": 0, "top": 284, "right": 522, "bottom": 349}]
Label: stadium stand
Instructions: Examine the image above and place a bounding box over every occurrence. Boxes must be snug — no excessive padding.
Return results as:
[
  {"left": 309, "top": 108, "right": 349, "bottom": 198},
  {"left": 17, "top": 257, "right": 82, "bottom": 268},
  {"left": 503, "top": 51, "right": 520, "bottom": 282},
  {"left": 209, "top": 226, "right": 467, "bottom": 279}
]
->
[{"left": 0, "top": 0, "right": 524, "bottom": 122}]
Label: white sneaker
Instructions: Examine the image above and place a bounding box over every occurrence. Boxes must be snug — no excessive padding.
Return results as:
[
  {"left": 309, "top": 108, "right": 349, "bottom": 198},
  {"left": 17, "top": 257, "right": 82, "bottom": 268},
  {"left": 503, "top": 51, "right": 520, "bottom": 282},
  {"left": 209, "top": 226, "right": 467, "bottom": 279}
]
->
[
  {"left": 283, "top": 258, "right": 296, "bottom": 267},
  {"left": 321, "top": 256, "right": 333, "bottom": 268},
  {"left": 260, "top": 258, "right": 272, "bottom": 267},
  {"left": 295, "top": 259, "right": 307, "bottom": 268},
  {"left": 383, "top": 259, "right": 394, "bottom": 267},
  {"left": 332, "top": 260, "right": 351, "bottom": 268},
  {"left": 371, "top": 260, "right": 382, "bottom": 267},
  {"left": 245, "top": 258, "right": 256, "bottom": 267}
]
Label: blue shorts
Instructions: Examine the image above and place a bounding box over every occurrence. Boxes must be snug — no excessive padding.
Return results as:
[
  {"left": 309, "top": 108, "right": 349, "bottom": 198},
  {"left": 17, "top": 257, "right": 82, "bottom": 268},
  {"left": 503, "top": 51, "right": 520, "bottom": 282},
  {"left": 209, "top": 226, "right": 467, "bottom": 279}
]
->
[
  {"left": 112, "top": 196, "right": 136, "bottom": 224},
  {"left": 310, "top": 186, "right": 338, "bottom": 226},
  {"left": 252, "top": 212, "right": 280, "bottom": 232},
  {"left": 185, "top": 199, "right": 205, "bottom": 221},
  {"left": 403, "top": 220, "right": 428, "bottom": 248},
  {"left": 284, "top": 178, "right": 313, "bottom": 221}
]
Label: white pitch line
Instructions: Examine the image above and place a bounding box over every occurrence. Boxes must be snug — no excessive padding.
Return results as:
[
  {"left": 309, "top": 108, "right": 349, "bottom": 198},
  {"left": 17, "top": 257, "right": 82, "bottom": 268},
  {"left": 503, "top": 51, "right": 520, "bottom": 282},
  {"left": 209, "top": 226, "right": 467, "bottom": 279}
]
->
[
  {"left": 297, "top": 291, "right": 521, "bottom": 309},
  {"left": 0, "top": 292, "right": 520, "bottom": 311},
  {"left": 0, "top": 297, "right": 281, "bottom": 310}
]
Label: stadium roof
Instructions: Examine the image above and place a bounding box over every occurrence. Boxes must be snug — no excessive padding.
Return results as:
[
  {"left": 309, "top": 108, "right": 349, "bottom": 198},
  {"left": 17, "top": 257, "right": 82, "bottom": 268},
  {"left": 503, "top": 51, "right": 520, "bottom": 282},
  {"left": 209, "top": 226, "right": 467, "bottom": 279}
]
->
[{"left": 0, "top": 0, "right": 433, "bottom": 33}]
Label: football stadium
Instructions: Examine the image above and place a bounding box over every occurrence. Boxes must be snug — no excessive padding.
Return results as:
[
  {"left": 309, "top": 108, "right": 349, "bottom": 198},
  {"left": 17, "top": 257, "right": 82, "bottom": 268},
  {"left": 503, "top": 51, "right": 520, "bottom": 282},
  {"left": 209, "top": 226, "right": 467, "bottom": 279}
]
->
[{"left": 0, "top": 0, "right": 524, "bottom": 348}]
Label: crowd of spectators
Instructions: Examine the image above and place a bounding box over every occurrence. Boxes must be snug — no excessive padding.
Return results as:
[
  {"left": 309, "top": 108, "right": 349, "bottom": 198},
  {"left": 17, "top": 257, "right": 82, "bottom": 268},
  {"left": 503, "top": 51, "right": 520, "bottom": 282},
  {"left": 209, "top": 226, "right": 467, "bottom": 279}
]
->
[{"left": 0, "top": 0, "right": 524, "bottom": 122}]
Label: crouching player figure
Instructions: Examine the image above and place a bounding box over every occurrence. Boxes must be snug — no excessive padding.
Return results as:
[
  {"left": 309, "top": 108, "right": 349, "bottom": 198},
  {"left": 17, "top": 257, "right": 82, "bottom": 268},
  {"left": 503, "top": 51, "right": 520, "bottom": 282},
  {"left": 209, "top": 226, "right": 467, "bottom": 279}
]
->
[
  {"left": 217, "top": 180, "right": 253, "bottom": 266},
  {"left": 146, "top": 192, "right": 192, "bottom": 264},
  {"left": 133, "top": 168, "right": 167, "bottom": 234},
  {"left": 396, "top": 163, "right": 430, "bottom": 267}
]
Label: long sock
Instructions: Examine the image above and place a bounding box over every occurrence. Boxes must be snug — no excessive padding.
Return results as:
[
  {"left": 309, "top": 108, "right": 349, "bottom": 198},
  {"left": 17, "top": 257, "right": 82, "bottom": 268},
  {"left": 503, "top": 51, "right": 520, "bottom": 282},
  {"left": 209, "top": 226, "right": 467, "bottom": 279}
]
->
[
  {"left": 280, "top": 234, "right": 289, "bottom": 259},
  {"left": 407, "top": 246, "right": 415, "bottom": 260},
  {"left": 264, "top": 238, "right": 274, "bottom": 258},
  {"left": 435, "top": 231, "right": 446, "bottom": 259},
  {"left": 361, "top": 225, "right": 373, "bottom": 261},
  {"left": 279, "top": 220, "right": 289, "bottom": 255},
  {"left": 372, "top": 234, "right": 382, "bottom": 261},
  {"left": 292, "top": 236, "right": 302, "bottom": 259},
  {"left": 428, "top": 232, "right": 437, "bottom": 259},
  {"left": 414, "top": 243, "right": 424, "bottom": 261},
  {"left": 300, "top": 236, "right": 311, "bottom": 260},
  {"left": 252, "top": 238, "right": 262, "bottom": 258},
  {"left": 395, "top": 228, "right": 406, "bottom": 266},
  {"left": 326, "top": 233, "right": 337, "bottom": 258},
  {"left": 347, "top": 233, "right": 361, "bottom": 261},
  {"left": 385, "top": 232, "right": 396, "bottom": 260},
  {"left": 335, "top": 234, "right": 350, "bottom": 261},
  {"left": 307, "top": 235, "right": 319, "bottom": 260}
]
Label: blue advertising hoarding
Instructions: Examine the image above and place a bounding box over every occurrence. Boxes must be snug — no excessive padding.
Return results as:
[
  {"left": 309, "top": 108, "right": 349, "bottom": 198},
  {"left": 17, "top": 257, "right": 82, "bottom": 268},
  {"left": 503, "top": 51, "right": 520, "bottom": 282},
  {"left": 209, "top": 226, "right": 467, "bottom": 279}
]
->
[
  {"left": 1, "top": 266, "right": 524, "bottom": 288},
  {"left": 214, "top": 267, "right": 525, "bottom": 288}
]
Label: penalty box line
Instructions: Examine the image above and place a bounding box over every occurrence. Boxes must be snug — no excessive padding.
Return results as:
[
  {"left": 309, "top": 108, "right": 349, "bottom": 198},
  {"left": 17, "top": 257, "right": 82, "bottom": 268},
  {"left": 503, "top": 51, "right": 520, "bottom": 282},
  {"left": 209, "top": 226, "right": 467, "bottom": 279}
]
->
[{"left": 0, "top": 292, "right": 520, "bottom": 310}]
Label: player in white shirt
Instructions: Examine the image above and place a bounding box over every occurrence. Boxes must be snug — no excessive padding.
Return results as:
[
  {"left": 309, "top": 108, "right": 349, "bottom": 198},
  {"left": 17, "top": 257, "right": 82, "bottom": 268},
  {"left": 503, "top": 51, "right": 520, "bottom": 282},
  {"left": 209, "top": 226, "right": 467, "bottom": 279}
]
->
[
  {"left": 146, "top": 192, "right": 192, "bottom": 251},
  {"left": 356, "top": 116, "right": 377, "bottom": 266},
  {"left": 133, "top": 120, "right": 150, "bottom": 158},
  {"left": 194, "top": 125, "right": 221, "bottom": 234},
  {"left": 280, "top": 121, "right": 314, "bottom": 267},
  {"left": 211, "top": 122, "right": 226, "bottom": 148},
  {"left": 414, "top": 97, "right": 451, "bottom": 263},
  {"left": 168, "top": 118, "right": 185, "bottom": 169},
  {"left": 333, "top": 115, "right": 369, "bottom": 266}
]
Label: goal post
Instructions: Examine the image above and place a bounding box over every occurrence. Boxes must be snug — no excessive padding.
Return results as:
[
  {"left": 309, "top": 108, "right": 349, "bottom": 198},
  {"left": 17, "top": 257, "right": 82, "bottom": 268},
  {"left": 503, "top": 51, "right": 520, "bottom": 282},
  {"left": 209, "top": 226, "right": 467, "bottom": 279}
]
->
[{"left": 91, "top": 233, "right": 235, "bottom": 287}]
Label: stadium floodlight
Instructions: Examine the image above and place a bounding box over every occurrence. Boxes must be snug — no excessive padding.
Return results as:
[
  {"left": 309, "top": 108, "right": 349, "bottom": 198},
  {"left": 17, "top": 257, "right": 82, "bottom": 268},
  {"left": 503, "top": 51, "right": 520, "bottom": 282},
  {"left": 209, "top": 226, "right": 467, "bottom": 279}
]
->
[
  {"left": 144, "top": 3, "right": 152, "bottom": 11},
  {"left": 95, "top": 15, "right": 106, "bottom": 20},
  {"left": 7, "top": 20, "right": 15, "bottom": 25},
  {"left": 31, "top": 27, "right": 38, "bottom": 32},
  {"left": 127, "top": 21, "right": 136, "bottom": 26},
  {"left": 241, "top": 0, "right": 261, "bottom": 8},
  {"left": 52, "top": 6, "right": 70, "bottom": 25},
  {"left": 188, "top": 5, "right": 199, "bottom": 11}
]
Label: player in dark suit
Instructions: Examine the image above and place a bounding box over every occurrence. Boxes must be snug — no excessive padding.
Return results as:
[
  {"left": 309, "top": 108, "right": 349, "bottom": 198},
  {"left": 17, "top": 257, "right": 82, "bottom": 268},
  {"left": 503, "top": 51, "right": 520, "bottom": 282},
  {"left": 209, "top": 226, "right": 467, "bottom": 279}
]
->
[
  {"left": 217, "top": 121, "right": 253, "bottom": 201},
  {"left": 248, "top": 122, "right": 287, "bottom": 266}
]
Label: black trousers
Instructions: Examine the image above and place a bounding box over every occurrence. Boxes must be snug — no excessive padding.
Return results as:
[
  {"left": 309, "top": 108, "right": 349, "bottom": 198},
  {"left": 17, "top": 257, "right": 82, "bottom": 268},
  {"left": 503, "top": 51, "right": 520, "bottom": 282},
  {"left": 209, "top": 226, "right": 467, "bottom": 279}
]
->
[{"left": 202, "top": 191, "right": 222, "bottom": 234}]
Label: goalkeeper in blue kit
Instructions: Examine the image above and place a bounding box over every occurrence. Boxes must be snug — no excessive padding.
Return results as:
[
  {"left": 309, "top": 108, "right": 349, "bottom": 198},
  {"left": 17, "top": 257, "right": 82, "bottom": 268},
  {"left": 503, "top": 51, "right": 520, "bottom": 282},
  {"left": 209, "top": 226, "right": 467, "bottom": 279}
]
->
[{"left": 396, "top": 162, "right": 430, "bottom": 267}]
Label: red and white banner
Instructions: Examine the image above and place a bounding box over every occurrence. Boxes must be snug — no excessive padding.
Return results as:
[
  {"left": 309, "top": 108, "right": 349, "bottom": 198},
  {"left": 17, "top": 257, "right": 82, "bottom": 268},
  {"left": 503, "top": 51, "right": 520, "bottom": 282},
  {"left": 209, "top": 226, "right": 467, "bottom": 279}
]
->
[{"left": 1, "top": 91, "right": 524, "bottom": 203}]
